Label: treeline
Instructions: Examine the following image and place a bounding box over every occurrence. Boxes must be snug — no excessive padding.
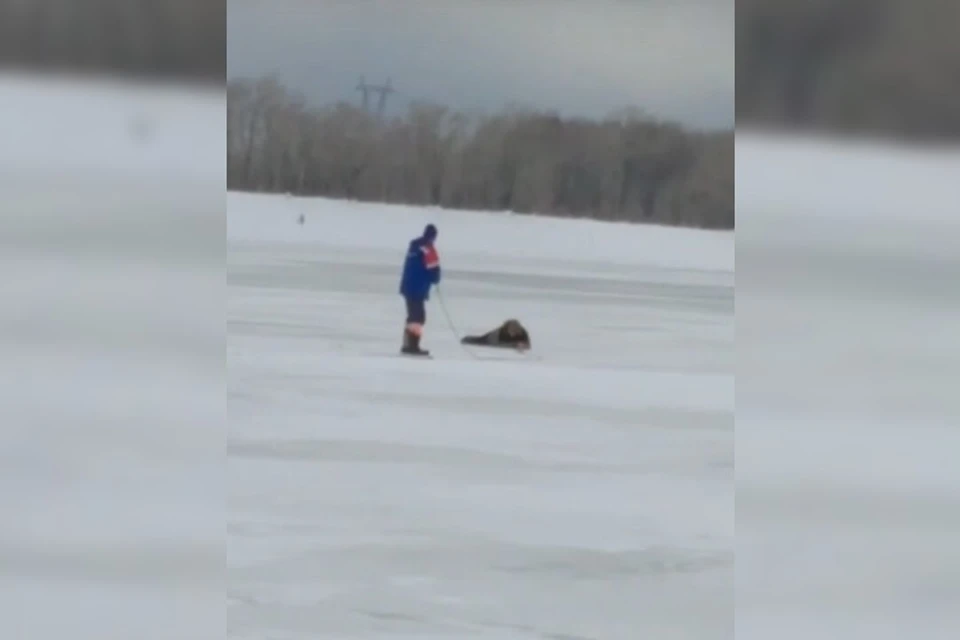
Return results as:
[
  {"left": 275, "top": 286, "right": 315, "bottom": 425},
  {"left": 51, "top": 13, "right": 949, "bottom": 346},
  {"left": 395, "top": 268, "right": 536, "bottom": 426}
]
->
[
  {"left": 738, "top": 0, "right": 960, "bottom": 140},
  {"left": 0, "top": 0, "right": 224, "bottom": 81},
  {"left": 228, "top": 76, "right": 734, "bottom": 230}
]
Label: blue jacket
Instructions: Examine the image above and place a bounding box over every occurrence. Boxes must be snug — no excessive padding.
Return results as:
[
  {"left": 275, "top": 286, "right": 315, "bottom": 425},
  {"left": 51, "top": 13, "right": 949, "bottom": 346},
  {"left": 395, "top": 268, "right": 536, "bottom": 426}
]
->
[{"left": 399, "top": 229, "right": 441, "bottom": 300}]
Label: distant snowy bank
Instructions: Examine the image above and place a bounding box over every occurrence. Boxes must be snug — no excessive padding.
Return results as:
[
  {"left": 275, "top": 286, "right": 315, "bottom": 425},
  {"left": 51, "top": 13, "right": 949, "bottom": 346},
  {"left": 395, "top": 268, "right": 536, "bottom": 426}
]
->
[
  {"left": 737, "top": 131, "right": 960, "bottom": 262},
  {"left": 0, "top": 71, "right": 222, "bottom": 183},
  {"left": 228, "top": 192, "right": 734, "bottom": 275}
]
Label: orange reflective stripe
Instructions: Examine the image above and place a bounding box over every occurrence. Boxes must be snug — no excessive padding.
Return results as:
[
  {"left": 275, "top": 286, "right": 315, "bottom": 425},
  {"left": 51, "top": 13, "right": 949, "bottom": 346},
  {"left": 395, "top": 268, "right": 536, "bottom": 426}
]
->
[{"left": 421, "top": 245, "right": 440, "bottom": 269}]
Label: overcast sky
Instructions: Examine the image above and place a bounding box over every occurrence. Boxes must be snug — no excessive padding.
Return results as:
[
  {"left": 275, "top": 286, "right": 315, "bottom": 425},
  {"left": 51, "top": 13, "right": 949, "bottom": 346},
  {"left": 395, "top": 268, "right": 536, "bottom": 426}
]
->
[{"left": 228, "top": 0, "right": 733, "bottom": 130}]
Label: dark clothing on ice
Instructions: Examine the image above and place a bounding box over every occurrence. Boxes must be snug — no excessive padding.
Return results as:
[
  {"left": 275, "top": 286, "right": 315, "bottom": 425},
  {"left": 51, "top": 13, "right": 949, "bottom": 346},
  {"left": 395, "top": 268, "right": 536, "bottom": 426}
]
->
[{"left": 461, "top": 319, "right": 531, "bottom": 350}]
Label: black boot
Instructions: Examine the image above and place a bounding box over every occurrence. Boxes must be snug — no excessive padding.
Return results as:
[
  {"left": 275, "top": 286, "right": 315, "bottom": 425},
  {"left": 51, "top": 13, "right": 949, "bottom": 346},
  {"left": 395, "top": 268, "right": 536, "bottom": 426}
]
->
[
  {"left": 401, "top": 328, "right": 415, "bottom": 354},
  {"left": 401, "top": 329, "right": 429, "bottom": 356},
  {"left": 411, "top": 332, "right": 430, "bottom": 356}
]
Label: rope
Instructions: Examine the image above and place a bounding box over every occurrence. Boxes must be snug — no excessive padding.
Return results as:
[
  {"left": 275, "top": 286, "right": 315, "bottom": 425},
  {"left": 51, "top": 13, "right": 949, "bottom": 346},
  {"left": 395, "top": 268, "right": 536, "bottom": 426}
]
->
[
  {"left": 434, "top": 286, "right": 540, "bottom": 363},
  {"left": 435, "top": 286, "right": 481, "bottom": 359}
]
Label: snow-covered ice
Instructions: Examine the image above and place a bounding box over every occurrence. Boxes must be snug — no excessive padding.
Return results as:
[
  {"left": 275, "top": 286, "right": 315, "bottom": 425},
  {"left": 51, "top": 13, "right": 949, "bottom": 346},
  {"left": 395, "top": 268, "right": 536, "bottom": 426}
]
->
[
  {"left": 737, "top": 131, "right": 960, "bottom": 639},
  {"left": 228, "top": 194, "right": 734, "bottom": 638},
  {"left": 1, "top": 73, "right": 222, "bottom": 640}
]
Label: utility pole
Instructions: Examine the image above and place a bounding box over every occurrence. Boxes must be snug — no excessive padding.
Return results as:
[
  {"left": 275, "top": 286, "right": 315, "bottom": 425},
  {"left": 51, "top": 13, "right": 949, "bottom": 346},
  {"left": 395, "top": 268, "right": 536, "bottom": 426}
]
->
[
  {"left": 355, "top": 76, "right": 370, "bottom": 112},
  {"left": 356, "top": 76, "right": 395, "bottom": 119}
]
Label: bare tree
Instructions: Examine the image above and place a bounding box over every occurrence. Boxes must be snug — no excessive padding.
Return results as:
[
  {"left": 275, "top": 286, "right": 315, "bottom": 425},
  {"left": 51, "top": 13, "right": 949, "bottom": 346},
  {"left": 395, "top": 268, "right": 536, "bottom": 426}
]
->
[
  {"left": 227, "top": 76, "right": 734, "bottom": 230},
  {"left": 0, "top": 0, "right": 224, "bottom": 81},
  {"left": 737, "top": 0, "right": 960, "bottom": 140}
]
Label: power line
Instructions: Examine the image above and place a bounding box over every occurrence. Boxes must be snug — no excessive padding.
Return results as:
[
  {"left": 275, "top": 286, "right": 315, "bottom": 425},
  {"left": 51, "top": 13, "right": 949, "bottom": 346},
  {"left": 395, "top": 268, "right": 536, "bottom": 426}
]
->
[{"left": 356, "top": 76, "right": 395, "bottom": 119}]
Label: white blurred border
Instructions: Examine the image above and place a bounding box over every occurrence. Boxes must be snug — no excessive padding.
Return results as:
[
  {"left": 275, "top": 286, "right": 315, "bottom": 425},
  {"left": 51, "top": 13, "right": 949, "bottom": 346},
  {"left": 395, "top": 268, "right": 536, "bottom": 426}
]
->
[
  {"left": 737, "top": 130, "right": 960, "bottom": 639},
  {"left": 0, "top": 71, "right": 223, "bottom": 640}
]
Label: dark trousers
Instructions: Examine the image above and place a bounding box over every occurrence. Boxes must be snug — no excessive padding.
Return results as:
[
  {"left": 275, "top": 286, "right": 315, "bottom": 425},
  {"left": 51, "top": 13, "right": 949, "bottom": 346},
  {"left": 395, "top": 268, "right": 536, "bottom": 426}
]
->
[{"left": 404, "top": 297, "right": 426, "bottom": 325}]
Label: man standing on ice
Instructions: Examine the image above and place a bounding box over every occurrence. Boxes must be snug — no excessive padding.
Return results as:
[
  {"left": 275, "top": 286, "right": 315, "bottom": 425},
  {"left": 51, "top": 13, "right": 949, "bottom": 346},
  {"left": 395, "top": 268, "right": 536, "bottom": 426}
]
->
[{"left": 399, "top": 223, "right": 441, "bottom": 356}]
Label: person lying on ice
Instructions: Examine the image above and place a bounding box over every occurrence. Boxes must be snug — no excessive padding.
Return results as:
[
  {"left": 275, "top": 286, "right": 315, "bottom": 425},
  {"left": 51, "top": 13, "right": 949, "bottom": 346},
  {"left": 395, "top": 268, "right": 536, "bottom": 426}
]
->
[
  {"left": 461, "top": 319, "right": 531, "bottom": 351},
  {"left": 399, "top": 223, "right": 440, "bottom": 356}
]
